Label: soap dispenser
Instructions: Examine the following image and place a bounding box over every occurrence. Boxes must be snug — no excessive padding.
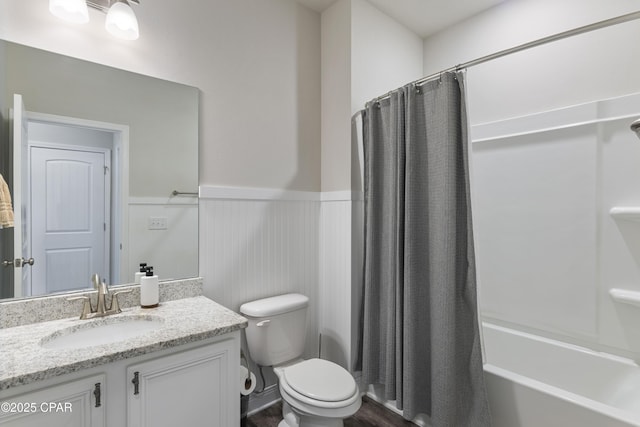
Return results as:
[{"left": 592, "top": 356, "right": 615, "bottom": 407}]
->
[
  {"left": 134, "top": 263, "right": 147, "bottom": 284},
  {"left": 140, "top": 266, "right": 159, "bottom": 308}
]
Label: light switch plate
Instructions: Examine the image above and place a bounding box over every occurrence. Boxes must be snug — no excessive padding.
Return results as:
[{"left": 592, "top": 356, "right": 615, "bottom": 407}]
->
[{"left": 148, "top": 217, "right": 168, "bottom": 230}]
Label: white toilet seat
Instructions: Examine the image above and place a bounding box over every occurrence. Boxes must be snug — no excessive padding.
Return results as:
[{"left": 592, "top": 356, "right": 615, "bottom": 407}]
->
[
  {"left": 279, "top": 382, "right": 361, "bottom": 421},
  {"left": 276, "top": 358, "right": 361, "bottom": 419},
  {"left": 283, "top": 358, "right": 357, "bottom": 402}
]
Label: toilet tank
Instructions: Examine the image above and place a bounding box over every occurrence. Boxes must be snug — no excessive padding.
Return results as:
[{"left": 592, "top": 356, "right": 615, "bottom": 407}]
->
[{"left": 240, "top": 293, "right": 308, "bottom": 366}]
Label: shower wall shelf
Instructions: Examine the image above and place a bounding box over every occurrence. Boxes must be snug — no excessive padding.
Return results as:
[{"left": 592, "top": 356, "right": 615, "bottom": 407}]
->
[
  {"left": 609, "top": 207, "right": 640, "bottom": 222},
  {"left": 609, "top": 209, "right": 640, "bottom": 308},
  {"left": 609, "top": 288, "right": 640, "bottom": 308}
]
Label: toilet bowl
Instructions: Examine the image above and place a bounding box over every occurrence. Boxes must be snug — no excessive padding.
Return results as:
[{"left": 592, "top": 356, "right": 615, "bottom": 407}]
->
[
  {"left": 275, "top": 358, "right": 361, "bottom": 426},
  {"left": 240, "top": 294, "right": 362, "bottom": 427}
]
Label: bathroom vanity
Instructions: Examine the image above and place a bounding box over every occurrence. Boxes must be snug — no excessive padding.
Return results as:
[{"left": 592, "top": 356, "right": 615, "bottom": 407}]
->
[{"left": 0, "top": 287, "right": 247, "bottom": 427}]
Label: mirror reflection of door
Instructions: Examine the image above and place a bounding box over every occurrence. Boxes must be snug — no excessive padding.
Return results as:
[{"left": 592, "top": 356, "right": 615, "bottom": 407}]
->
[
  {"left": 9, "top": 94, "right": 29, "bottom": 298},
  {"left": 5, "top": 94, "right": 127, "bottom": 298},
  {"left": 30, "top": 145, "right": 109, "bottom": 295}
]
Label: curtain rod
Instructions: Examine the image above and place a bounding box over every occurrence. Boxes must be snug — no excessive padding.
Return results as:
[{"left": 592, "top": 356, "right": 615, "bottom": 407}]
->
[{"left": 373, "top": 9, "right": 640, "bottom": 103}]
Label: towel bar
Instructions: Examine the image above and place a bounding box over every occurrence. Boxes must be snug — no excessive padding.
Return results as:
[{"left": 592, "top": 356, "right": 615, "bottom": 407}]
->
[{"left": 171, "top": 190, "right": 198, "bottom": 197}]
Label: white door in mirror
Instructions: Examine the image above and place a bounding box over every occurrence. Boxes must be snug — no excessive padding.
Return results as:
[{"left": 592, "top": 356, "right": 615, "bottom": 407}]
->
[
  {"left": 12, "top": 94, "right": 30, "bottom": 298},
  {"left": 30, "top": 147, "right": 108, "bottom": 296}
]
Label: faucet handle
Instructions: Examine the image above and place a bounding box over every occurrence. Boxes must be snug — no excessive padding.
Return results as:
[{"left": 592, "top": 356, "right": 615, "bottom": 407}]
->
[
  {"left": 91, "top": 274, "right": 101, "bottom": 290},
  {"left": 110, "top": 289, "right": 132, "bottom": 313},
  {"left": 101, "top": 279, "right": 109, "bottom": 295},
  {"left": 67, "top": 295, "right": 93, "bottom": 319}
]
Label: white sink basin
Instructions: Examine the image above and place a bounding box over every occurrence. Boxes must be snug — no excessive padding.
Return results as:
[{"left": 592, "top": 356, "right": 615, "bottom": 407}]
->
[{"left": 41, "top": 315, "right": 164, "bottom": 350}]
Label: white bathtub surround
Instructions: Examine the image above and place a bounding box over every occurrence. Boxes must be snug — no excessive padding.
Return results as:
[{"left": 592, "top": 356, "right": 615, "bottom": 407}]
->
[
  {"left": 472, "top": 91, "right": 640, "bottom": 360},
  {"left": 608, "top": 210, "right": 640, "bottom": 309},
  {"left": 483, "top": 322, "right": 640, "bottom": 427},
  {"left": 609, "top": 288, "right": 640, "bottom": 309},
  {"left": 0, "top": 277, "right": 203, "bottom": 329},
  {"left": 609, "top": 207, "right": 640, "bottom": 222}
]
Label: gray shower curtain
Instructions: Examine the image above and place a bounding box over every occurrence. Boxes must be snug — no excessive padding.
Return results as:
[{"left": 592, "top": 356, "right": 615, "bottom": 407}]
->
[{"left": 358, "top": 72, "right": 491, "bottom": 426}]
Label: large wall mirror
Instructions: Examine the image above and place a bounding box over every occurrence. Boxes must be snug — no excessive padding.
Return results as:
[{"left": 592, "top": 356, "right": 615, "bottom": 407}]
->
[{"left": 0, "top": 40, "right": 199, "bottom": 300}]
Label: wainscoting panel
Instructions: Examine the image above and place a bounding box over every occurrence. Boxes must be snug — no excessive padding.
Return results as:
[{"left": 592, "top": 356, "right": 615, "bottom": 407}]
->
[
  {"left": 199, "top": 196, "right": 320, "bottom": 357},
  {"left": 319, "top": 200, "right": 352, "bottom": 369},
  {"left": 200, "top": 187, "right": 361, "bottom": 373}
]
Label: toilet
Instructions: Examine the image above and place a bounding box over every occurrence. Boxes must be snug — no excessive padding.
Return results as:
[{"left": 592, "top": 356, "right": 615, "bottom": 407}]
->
[{"left": 240, "top": 293, "right": 361, "bottom": 427}]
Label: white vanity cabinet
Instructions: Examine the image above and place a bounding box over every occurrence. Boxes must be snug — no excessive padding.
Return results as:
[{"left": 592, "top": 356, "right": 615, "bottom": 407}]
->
[
  {"left": 0, "top": 332, "right": 240, "bottom": 427},
  {"left": 0, "top": 374, "right": 106, "bottom": 427},
  {"left": 127, "top": 338, "right": 234, "bottom": 427}
]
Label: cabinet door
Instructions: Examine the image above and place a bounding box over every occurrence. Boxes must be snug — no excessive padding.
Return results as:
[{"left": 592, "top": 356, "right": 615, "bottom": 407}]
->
[
  {"left": 127, "top": 340, "right": 234, "bottom": 427},
  {"left": 0, "top": 374, "right": 105, "bottom": 427}
]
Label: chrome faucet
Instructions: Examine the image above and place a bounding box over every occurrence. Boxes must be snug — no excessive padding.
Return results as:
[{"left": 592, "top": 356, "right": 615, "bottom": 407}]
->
[{"left": 67, "top": 274, "right": 132, "bottom": 320}]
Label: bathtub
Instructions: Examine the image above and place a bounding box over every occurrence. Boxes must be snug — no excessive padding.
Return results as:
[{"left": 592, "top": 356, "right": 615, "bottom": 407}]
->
[{"left": 482, "top": 322, "right": 640, "bottom": 427}]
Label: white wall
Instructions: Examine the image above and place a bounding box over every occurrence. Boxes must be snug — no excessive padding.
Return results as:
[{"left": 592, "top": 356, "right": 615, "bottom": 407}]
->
[
  {"left": 320, "top": 0, "right": 424, "bottom": 193},
  {"left": 0, "top": 0, "right": 321, "bottom": 192},
  {"left": 422, "top": 0, "right": 640, "bottom": 358},
  {"left": 350, "top": 0, "right": 424, "bottom": 115},
  {"left": 321, "top": 0, "right": 351, "bottom": 193},
  {"left": 318, "top": 0, "right": 423, "bottom": 371},
  {"left": 422, "top": 0, "right": 640, "bottom": 126}
]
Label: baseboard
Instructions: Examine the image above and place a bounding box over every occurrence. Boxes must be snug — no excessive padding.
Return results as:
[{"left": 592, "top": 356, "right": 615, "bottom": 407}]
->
[
  {"left": 365, "top": 388, "right": 431, "bottom": 427},
  {"left": 247, "top": 384, "right": 281, "bottom": 416}
]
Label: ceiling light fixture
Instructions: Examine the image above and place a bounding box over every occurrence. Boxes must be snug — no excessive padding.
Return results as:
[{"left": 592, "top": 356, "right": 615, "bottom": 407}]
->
[
  {"left": 104, "top": 0, "right": 139, "bottom": 40},
  {"left": 49, "top": 0, "right": 140, "bottom": 41},
  {"left": 49, "top": 0, "right": 89, "bottom": 24}
]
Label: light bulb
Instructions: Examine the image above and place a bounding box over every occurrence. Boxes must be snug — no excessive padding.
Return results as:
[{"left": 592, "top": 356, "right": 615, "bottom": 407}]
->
[
  {"left": 49, "top": 0, "right": 89, "bottom": 24},
  {"left": 105, "top": 0, "right": 139, "bottom": 40}
]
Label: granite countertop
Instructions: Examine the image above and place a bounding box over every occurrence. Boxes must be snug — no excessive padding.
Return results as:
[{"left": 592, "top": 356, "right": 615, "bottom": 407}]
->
[{"left": 0, "top": 296, "right": 247, "bottom": 390}]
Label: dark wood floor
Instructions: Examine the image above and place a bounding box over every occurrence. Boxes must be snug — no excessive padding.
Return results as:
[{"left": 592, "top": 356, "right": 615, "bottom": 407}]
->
[{"left": 246, "top": 396, "right": 417, "bottom": 427}]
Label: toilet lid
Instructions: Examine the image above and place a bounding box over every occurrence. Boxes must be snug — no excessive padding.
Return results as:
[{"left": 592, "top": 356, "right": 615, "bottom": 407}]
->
[{"left": 283, "top": 358, "right": 357, "bottom": 402}]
